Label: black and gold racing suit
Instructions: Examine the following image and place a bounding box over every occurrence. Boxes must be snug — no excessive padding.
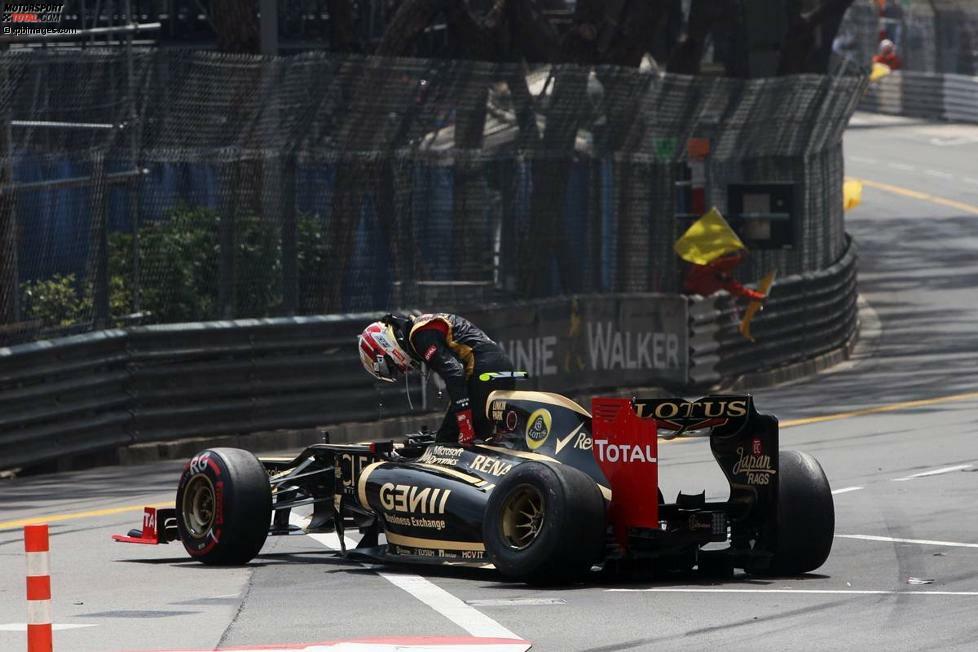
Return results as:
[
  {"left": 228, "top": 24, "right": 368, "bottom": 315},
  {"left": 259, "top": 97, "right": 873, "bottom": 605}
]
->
[{"left": 387, "top": 313, "right": 515, "bottom": 443}]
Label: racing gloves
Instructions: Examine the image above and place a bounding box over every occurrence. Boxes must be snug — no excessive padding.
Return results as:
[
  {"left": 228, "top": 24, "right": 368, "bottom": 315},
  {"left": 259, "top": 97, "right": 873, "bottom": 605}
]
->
[{"left": 456, "top": 408, "right": 475, "bottom": 446}]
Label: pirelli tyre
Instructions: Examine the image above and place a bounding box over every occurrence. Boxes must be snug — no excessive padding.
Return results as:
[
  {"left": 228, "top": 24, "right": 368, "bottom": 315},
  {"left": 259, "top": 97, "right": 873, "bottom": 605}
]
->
[
  {"left": 762, "top": 449, "right": 835, "bottom": 576},
  {"left": 483, "top": 461, "right": 605, "bottom": 585},
  {"left": 175, "top": 448, "right": 272, "bottom": 565}
]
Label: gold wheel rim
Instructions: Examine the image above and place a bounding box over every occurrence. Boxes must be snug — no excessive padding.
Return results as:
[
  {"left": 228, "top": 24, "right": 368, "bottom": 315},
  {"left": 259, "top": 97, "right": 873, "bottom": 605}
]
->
[
  {"left": 499, "top": 484, "right": 545, "bottom": 550},
  {"left": 182, "top": 474, "right": 215, "bottom": 537}
]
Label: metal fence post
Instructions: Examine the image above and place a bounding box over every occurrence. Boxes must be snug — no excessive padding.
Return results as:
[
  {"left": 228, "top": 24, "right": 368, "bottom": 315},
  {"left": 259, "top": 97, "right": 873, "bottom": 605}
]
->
[
  {"left": 89, "top": 155, "right": 110, "bottom": 328},
  {"left": 219, "top": 162, "right": 238, "bottom": 319},
  {"left": 0, "top": 114, "right": 16, "bottom": 323},
  {"left": 125, "top": 0, "right": 142, "bottom": 313},
  {"left": 281, "top": 154, "right": 298, "bottom": 316}
]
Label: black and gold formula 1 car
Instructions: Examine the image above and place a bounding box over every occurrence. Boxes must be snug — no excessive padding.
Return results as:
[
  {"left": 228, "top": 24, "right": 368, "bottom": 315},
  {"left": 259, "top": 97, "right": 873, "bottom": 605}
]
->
[{"left": 113, "top": 392, "right": 835, "bottom": 584}]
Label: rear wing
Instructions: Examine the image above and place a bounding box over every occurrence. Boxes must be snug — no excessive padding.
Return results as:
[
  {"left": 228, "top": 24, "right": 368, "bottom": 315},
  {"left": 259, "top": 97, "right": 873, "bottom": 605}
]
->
[
  {"left": 635, "top": 395, "right": 779, "bottom": 527},
  {"left": 593, "top": 395, "right": 778, "bottom": 549},
  {"left": 632, "top": 396, "right": 755, "bottom": 436}
]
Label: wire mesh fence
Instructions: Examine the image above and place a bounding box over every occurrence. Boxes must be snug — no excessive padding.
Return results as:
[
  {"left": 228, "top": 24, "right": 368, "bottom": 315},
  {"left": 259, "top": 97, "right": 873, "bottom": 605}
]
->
[
  {"left": 0, "top": 48, "right": 865, "bottom": 346},
  {"left": 840, "top": 0, "right": 978, "bottom": 76}
]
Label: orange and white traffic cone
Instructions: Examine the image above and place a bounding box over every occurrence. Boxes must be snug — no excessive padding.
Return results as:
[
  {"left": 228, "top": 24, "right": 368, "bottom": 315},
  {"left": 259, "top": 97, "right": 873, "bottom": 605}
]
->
[{"left": 24, "top": 524, "right": 53, "bottom": 652}]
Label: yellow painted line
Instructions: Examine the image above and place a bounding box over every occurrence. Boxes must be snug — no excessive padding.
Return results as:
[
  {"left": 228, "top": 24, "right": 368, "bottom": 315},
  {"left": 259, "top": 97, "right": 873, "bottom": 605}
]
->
[
  {"left": 781, "top": 391, "right": 978, "bottom": 428},
  {"left": 0, "top": 499, "right": 173, "bottom": 531},
  {"left": 849, "top": 176, "right": 978, "bottom": 216}
]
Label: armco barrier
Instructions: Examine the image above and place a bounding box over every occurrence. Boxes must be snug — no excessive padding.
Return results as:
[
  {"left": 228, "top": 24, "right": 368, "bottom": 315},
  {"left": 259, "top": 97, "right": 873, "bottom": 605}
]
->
[
  {"left": 0, "top": 300, "right": 688, "bottom": 470},
  {"left": 124, "top": 316, "right": 415, "bottom": 444},
  {"left": 0, "top": 330, "right": 131, "bottom": 467},
  {"left": 1, "top": 257, "right": 858, "bottom": 470},
  {"left": 860, "top": 70, "right": 978, "bottom": 123},
  {"left": 0, "top": 312, "right": 416, "bottom": 470},
  {"left": 689, "top": 237, "right": 858, "bottom": 387}
]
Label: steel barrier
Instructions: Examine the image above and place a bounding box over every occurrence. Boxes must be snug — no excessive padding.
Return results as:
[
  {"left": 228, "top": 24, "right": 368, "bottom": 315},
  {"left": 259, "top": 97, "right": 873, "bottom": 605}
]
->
[
  {"left": 1, "top": 250, "right": 859, "bottom": 470},
  {"left": 860, "top": 71, "right": 978, "bottom": 123}
]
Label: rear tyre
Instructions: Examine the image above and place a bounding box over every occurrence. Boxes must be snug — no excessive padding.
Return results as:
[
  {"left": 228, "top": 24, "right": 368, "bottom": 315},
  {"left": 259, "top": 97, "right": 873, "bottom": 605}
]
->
[
  {"left": 762, "top": 449, "right": 835, "bottom": 575},
  {"left": 176, "top": 448, "right": 271, "bottom": 565},
  {"left": 483, "top": 462, "right": 605, "bottom": 585}
]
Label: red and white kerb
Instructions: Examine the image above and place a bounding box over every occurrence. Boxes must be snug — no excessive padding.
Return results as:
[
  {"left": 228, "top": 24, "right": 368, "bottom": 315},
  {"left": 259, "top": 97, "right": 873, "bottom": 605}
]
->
[{"left": 24, "top": 524, "right": 53, "bottom": 652}]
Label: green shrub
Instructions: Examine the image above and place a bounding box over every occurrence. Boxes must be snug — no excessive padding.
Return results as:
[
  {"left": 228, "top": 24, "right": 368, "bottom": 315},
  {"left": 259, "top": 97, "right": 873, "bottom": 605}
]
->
[
  {"left": 297, "top": 213, "right": 328, "bottom": 314},
  {"left": 21, "top": 205, "right": 325, "bottom": 330},
  {"left": 21, "top": 273, "right": 92, "bottom": 328},
  {"left": 109, "top": 206, "right": 283, "bottom": 323}
]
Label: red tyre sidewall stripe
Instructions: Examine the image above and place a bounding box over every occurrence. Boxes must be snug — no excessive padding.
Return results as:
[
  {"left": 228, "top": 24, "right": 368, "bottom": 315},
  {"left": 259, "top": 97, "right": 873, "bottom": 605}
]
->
[
  {"left": 191, "top": 528, "right": 221, "bottom": 556},
  {"left": 179, "top": 452, "right": 227, "bottom": 556}
]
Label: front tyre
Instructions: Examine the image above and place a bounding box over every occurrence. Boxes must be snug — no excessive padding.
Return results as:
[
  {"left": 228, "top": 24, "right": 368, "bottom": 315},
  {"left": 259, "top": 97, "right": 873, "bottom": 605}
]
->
[
  {"left": 176, "top": 448, "right": 271, "bottom": 565},
  {"left": 763, "top": 449, "right": 835, "bottom": 575},
  {"left": 483, "top": 462, "right": 605, "bottom": 585}
]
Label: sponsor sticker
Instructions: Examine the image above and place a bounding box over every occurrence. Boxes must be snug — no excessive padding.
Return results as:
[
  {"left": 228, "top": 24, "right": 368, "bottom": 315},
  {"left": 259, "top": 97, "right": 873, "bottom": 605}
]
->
[
  {"left": 505, "top": 410, "right": 519, "bottom": 432},
  {"left": 525, "top": 408, "right": 552, "bottom": 450},
  {"left": 593, "top": 441, "right": 656, "bottom": 464},
  {"left": 732, "top": 445, "right": 776, "bottom": 485},
  {"left": 379, "top": 483, "right": 452, "bottom": 514},
  {"left": 632, "top": 398, "right": 749, "bottom": 434},
  {"left": 490, "top": 400, "right": 506, "bottom": 422},
  {"left": 418, "top": 445, "right": 463, "bottom": 466},
  {"left": 424, "top": 344, "right": 437, "bottom": 361},
  {"left": 467, "top": 455, "right": 513, "bottom": 477},
  {"left": 555, "top": 428, "right": 592, "bottom": 455}
]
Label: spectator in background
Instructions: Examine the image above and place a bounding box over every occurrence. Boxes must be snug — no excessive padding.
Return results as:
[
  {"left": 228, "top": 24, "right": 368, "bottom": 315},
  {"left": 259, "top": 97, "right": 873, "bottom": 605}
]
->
[
  {"left": 832, "top": 29, "right": 858, "bottom": 62},
  {"left": 874, "top": 39, "right": 903, "bottom": 70},
  {"left": 683, "top": 251, "right": 767, "bottom": 302},
  {"left": 675, "top": 208, "right": 768, "bottom": 303}
]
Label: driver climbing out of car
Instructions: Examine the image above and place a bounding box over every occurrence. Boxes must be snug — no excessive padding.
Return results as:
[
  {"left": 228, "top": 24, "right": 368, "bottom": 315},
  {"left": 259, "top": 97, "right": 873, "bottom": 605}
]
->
[{"left": 358, "top": 313, "right": 517, "bottom": 446}]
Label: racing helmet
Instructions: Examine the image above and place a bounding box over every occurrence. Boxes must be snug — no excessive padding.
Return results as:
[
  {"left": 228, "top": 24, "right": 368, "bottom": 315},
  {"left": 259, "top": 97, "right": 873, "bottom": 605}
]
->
[{"left": 358, "top": 321, "right": 416, "bottom": 382}]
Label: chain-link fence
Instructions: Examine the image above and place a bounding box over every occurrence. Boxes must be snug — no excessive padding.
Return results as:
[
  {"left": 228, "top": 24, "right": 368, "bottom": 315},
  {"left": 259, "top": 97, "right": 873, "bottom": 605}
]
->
[
  {"left": 0, "top": 49, "right": 865, "bottom": 346},
  {"left": 840, "top": 0, "right": 978, "bottom": 75}
]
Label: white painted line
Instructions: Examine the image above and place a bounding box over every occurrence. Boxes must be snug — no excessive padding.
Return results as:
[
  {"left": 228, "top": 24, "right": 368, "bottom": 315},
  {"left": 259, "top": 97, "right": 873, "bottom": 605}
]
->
[
  {"left": 925, "top": 169, "right": 954, "bottom": 179},
  {"left": 892, "top": 464, "right": 973, "bottom": 482},
  {"left": 831, "top": 486, "right": 863, "bottom": 495},
  {"left": 290, "top": 514, "right": 520, "bottom": 640},
  {"left": 930, "top": 136, "right": 978, "bottom": 147},
  {"left": 836, "top": 534, "right": 978, "bottom": 549},
  {"left": 606, "top": 588, "right": 978, "bottom": 596},
  {"left": 467, "top": 598, "right": 566, "bottom": 607},
  {"left": 307, "top": 530, "right": 362, "bottom": 551},
  {"left": 149, "top": 640, "right": 531, "bottom": 652},
  {"left": 849, "top": 155, "right": 878, "bottom": 164},
  {"left": 886, "top": 162, "right": 916, "bottom": 171},
  {"left": 0, "top": 623, "right": 97, "bottom": 631},
  {"left": 379, "top": 572, "right": 521, "bottom": 639},
  {"left": 964, "top": 177, "right": 978, "bottom": 185}
]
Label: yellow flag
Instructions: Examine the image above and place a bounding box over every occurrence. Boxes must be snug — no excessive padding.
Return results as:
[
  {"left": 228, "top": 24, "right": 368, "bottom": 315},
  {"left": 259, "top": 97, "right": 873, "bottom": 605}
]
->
[
  {"left": 739, "top": 270, "right": 777, "bottom": 342},
  {"left": 674, "top": 207, "right": 747, "bottom": 266},
  {"left": 870, "top": 62, "right": 891, "bottom": 82},
  {"left": 843, "top": 179, "right": 863, "bottom": 212}
]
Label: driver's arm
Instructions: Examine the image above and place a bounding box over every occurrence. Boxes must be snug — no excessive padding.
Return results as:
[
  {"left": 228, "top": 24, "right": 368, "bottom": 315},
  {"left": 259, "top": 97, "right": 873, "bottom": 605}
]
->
[{"left": 409, "top": 326, "right": 475, "bottom": 445}]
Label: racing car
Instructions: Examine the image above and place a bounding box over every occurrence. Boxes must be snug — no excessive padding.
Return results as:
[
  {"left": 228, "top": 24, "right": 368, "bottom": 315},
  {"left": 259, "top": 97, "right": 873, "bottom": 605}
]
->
[{"left": 114, "top": 392, "right": 835, "bottom": 584}]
